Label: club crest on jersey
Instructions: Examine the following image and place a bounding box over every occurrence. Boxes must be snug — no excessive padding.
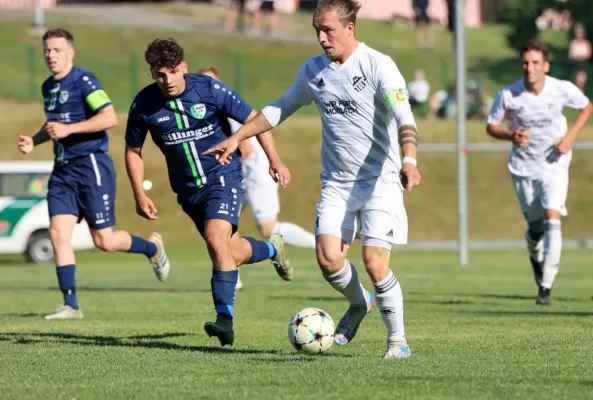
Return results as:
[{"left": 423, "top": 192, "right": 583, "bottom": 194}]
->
[
  {"left": 190, "top": 103, "right": 207, "bottom": 119},
  {"left": 352, "top": 76, "right": 367, "bottom": 92},
  {"left": 58, "top": 90, "right": 69, "bottom": 104}
]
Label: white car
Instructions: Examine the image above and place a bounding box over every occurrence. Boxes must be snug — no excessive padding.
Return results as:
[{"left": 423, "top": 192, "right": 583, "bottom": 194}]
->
[{"left": 0, "top": 161, "right": 95, "bottom": 263}]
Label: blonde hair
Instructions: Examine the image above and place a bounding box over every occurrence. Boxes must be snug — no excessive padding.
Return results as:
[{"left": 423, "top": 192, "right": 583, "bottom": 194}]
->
[{"left": 314, "top": 0, "right": 362, "bottom": 26}]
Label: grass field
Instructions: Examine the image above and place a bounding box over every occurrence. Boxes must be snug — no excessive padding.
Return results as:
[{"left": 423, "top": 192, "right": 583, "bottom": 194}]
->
[{"left": 1, "top": 246, "right": 592, "bottom": 399}]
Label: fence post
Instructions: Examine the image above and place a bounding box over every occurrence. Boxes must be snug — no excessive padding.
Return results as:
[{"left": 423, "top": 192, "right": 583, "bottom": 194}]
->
[
  {"left": 29, "top": 45, "right": 37, "bottom": 99},
  {"left": 130, "top": 52, "right": 139, "bottom": 100},
  {"left": 234, "top": 54, "right": 243, "bottom": 95}
]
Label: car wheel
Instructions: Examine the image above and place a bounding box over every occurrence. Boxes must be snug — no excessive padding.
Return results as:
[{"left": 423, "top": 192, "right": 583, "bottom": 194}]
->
[{"left": 26, "top": 231, "right": 54, "bottom": 264}]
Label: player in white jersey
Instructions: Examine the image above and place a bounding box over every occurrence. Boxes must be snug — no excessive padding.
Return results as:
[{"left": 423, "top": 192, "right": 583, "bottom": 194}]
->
[
  {"left": 198, "top": 67, "right": 316, "bottom": 291},
  {"left": 204, "top": 0, "right": 421, "bottom": 359},
  {"left": 487, "top": 39, "right": 593, "bottom": 306}
]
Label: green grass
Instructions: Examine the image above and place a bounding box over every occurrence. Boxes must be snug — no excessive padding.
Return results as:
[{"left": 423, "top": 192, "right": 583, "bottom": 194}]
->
[
  {"left": 1, "top": 247, "right": 592, "bottom": 399},
  {"left": 0, "top": 13, "right": 584, "bottom": 114}
]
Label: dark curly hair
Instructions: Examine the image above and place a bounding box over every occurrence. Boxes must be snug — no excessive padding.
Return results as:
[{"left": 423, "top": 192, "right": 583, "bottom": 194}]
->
[{"left": 145, "top": 38, "right": 185, "bottom": 70}]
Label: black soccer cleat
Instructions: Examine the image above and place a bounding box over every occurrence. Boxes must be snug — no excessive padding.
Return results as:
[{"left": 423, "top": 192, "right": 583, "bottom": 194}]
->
[
  {"left": 204, "top": 315, "right": 234, "bottom": 346},
  {"left": 536, "top": 287, "right": 551, "bottom": 306},
  {"left": 530, "top": 256, "right": 543, "bottom": 287}
]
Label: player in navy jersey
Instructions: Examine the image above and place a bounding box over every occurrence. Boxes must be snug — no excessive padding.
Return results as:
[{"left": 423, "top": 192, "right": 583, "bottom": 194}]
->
[
  {"left": 17, "top": 28, "right": 171, "bottom": 320},
  {"left": 125, "top": 38, "right": 292, "bottom": 346}
]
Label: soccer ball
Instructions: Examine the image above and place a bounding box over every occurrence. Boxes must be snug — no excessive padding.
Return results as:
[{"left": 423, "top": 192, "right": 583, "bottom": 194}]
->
[{"left": 287, "top": 308, "right": 335, "bottom": 355}]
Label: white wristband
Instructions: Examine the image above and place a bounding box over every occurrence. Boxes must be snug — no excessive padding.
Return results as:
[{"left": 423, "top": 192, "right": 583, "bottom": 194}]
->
[{"left": 402, "top": 156, "right": 417, "bottom": 166}]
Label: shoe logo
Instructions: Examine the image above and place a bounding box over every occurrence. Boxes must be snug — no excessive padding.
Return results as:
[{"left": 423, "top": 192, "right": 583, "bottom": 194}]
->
[{"left": 386, "top": 229, "right": 394, "bottom": 237}]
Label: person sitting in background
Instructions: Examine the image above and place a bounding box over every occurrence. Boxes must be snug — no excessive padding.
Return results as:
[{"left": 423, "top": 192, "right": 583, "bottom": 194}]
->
[
  {"left": 407, "top": 69, "right": 430, "bottom": 118},
  {"left": 569, "top": 23, "right": 592, "bottom": 92},
  {"left": 430, "top": 79, "right": 489, "bottom": 120}
]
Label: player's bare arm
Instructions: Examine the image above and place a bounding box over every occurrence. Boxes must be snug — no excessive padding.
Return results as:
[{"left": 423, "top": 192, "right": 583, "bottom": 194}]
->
[
  {"left": 125, "top": 144, "right": 158, "bottom": 220},
  {"left": 240, "top": 110, "right": 291, "bottom": 188},
  {"left": 17, "top": 122, "right": 51, "bottom": 154},
  {"left": 398, "top": 124, "right": 421, "bottom": 191},
  {"left": 46, "top": 105, "right": 117, "bottom": 139},
  {"left": 204, "top": 111, "right": 274, "bottom": 163},
  {"left": 486, "top": 124, "right": 530, "bottom": 147},
  {"left": 382, "top": 85, "right": 421, "bottom": 191},
  {"left": 238, "top": 140, "right": 253, "bottom": 161},
  {"left": 555, "top": 101, "right": 593, "bottom": 154}
]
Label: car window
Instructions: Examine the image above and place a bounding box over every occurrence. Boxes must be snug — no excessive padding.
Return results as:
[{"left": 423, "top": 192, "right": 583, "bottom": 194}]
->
[{"left": 0, "top": 173, "right": 50, "bottom": 197}]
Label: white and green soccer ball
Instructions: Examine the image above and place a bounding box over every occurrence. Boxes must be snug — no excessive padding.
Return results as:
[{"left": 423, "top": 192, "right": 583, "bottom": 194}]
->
[{"left": 287, "top": 308, "right": 335, "bottom": 355}]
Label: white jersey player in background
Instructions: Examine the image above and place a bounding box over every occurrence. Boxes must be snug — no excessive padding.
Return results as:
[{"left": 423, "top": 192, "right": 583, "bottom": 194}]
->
[
  {"left": 197, "top": 67, "right": 316, "bottom": 291},
  {"left": 487, "top": 39, "right": 593, "bottom": 306},
  {"left": 204, "top": 0, "right": 421, "bottom": 359}
]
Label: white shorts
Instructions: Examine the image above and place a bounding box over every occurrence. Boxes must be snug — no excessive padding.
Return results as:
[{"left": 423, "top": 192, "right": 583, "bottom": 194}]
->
[
  {"left": 511, "top": 171, "right": 569, "bottom": 221},
  {"left": 242, "top": 172, "right": 280, "bottom": 225},
  {"left": 315, "top": 174, "right": 408, "bottom": 247}
]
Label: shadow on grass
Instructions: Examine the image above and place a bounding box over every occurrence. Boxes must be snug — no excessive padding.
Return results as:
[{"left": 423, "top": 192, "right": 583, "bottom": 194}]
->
[
  {"left": 457, "top": 310, "right": 593, "bottom": 317},
  {"left": 3, "top": 313, "right": 46, "bottom": 318},
  {"left": 0, "top": 286, "right": 210, "bottom": 294},
  {"left": 0, "top": 332, "right": 282, "bottom": 355},
  {"left": 408, "top": 291, "right": 588, "bottom": 303}
]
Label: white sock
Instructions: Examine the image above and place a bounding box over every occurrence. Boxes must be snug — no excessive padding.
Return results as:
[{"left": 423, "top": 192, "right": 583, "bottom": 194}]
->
[
  {"left": 541, "top": 219, "right": 562, "bottom": 289},
  {"left": 525, "top": 229, "right": 544, "bottom": 262},
  {"left": 373, "top": 270, "right": 406, "bottom": 344},
  {"left": 273, "top": 222, "right": 316, "bottom": 249},
  {"left": 323, "top": 260, "right": 368, "bottom": 307}
]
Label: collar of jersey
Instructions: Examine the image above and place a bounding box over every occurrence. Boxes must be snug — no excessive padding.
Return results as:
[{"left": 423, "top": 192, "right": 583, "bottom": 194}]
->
[{"left": 327, "top": 42, "right": 364, "bottom": 70}]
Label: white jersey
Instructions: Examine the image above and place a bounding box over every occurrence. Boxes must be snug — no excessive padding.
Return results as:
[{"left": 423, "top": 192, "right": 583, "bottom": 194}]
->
[
  {"left": 228, "top": 118, "right": 269, "bottom": 181},
  {"left": 262, "top": 42, "right": 415, "bottom": 185},
  {"left": 488, "top": 76, "right": 590, "bottom": 177}
]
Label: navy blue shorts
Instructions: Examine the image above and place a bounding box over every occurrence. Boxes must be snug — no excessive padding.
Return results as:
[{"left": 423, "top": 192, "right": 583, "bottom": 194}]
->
[
  {"left": 47, "top": 153, "right": 116, "bottom": 230},
  {"left": 180, "top": 170, "right": 243, "bottom": 237}
]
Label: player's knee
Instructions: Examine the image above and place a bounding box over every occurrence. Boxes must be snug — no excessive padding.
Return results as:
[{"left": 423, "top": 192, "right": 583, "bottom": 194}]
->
[
  {"left": 205, "top": 231, "right": 231, "bottom": 258},
  {"left": 315, "top": 242, "right": 346, "bottom": 275},
  {"left": 49, "top": 223, "right": 73, "bottom": 247},
  {"left": 257, "top": 220, "right": 277, "bottom": 239},
  {"left": 90, "top": 229, "right": 116, "bottom": 252},
  {"left": 362, "top": 243, "right": 391, "bottom": 282}
]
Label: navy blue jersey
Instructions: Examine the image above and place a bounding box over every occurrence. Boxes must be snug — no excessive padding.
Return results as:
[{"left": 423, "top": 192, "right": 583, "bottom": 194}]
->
[
  {"left": 125, "top": 73, "right": 253, "bottom": 197},
  {"left": 42, "top": 66, "right": 112, "bottom": 163}
]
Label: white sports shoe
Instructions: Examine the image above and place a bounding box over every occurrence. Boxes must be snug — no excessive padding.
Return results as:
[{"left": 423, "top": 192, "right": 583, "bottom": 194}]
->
[
  {"left": 148, "top": 232, "right": 170, "bottom": 281},
  {"left": 235, "top": 275, "right": 244, "bottom": 291},
  {"left": 334, "top": 288, "right": 375, "bottom": 346},
  {"left": 384, "top": 343, "right": 411, "bottom": 359},
  {"left": 44, "top": 305, "right": 83, "bottom": 320}
]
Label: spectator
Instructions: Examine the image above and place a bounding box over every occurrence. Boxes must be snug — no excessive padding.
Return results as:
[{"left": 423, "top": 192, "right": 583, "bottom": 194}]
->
[
  {"left": 407, "top": 69, "right": 431, "bottom": 118},
  {"left": 252, "top": 0, "right": 279, "bottom": 36},
  {"left": 413, "top": 0, "right": 433, "bottom": 49},
  {"left": 430, "top": 78, "right": 489, "bottom": 120},
  {"left": 225, "top": 0, "right": 248, "bottom": 33},
  {"left": 569, "top": 23, "right": 592, "bottom": 92}
]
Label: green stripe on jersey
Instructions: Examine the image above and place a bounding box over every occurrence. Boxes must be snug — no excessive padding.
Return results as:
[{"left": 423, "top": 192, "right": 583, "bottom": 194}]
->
[
  {"left": 86, "top": 89, "right": 111, "bottom": 111},
  {"left": 169, "top": 100, "right": 183, "bottom": 129},
  {"left": 183, "top": 142, "right": 202, "bottom": 187}
]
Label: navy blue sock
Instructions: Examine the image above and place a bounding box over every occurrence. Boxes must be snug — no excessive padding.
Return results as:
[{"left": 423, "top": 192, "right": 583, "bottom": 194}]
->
[
  {"left": 244, "top": 237, "right": 277, "bottom": 264},
  {"left": 211, "top": 269, "right": 238, "bottom": 319},
  {"left": 56, "top": 264, "right": 78, "bottom": 310},
  {"left": 129, "top": 235, "right": 157, "bottom": 258}
]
